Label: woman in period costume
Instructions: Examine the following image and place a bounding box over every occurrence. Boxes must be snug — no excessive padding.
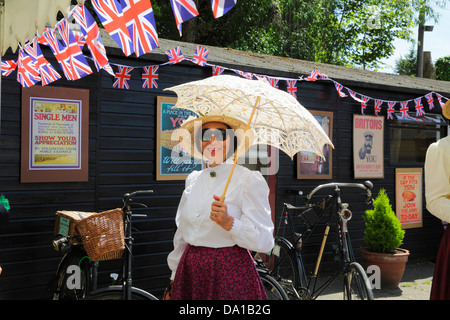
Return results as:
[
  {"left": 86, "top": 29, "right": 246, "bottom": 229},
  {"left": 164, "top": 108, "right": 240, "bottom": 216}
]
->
[
  {"left": 164, "top": 113, "right": 274, "bottom": 300},
  {"left": 425, "top": 100, "right": 450, "bottom": 300}
]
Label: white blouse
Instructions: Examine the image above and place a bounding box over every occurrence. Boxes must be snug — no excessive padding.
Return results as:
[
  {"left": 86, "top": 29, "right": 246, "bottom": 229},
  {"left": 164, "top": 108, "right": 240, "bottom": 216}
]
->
[
  {"left": 425, "top": 135, "right": 450, "bottom": 223},
  {"left": 167, "top": 163, "right": 274, "bottom": 280}
]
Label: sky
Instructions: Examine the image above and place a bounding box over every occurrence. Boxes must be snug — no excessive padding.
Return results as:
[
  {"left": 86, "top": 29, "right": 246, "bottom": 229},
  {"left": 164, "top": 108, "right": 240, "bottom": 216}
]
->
[{"left": 379, "top": 4, "right": 450, "bottom": 74}]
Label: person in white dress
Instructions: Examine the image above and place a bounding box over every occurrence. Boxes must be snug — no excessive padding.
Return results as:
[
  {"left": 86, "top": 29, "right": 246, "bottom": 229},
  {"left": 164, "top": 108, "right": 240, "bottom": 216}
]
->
[
  {"left": 425, "top": 100, "right": 450, "bottom": 300},
  {"left": 164, "top": 113, "right": 274, "bottom": 300}
]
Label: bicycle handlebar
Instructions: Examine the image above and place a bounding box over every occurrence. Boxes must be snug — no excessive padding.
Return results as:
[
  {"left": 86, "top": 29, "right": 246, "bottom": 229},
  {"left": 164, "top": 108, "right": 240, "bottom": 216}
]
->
[
  {"left": 305, "top": 181, "right": 373, "bottom": 204},
  {"left": 122, "top": 190, "right": 154, "bottom": 204}
]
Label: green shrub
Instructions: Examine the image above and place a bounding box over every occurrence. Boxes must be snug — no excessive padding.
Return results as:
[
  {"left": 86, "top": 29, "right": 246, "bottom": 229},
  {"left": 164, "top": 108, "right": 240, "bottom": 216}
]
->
[{"left": 363, "top": 189, "right": 405, "bottom": 253}]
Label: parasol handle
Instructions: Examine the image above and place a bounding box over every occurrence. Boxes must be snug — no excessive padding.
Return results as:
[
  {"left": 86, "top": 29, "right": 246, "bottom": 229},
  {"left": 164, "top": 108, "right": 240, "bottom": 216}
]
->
[{"left": 219, "top": 96, "right": 260, "bottom": 202}]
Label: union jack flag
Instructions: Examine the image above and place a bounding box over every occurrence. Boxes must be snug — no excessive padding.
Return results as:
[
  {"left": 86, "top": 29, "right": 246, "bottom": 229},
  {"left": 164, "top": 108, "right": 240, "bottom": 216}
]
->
[
  {"left": 212, "top": 65, "right": 225, "bottom": 76},
  {"left": 333, "top": 81, "right": 347, "bottom": 97},
  {"left": 17, "top": 49, "right": 41, "bottom": 87},
  {"left": 232, "top": 69, "right": 253, "bottom": 79},
  {"left": 56, "top": 20, "right": 93, "bottom": 80},
  {"left": 305, "top": 70, "right": 328, "bottom": 81},
  {"left": 211, "top": 0, "right": 237, "bottom": 18},
  {"left": 399, "top": 101, "right": 409, "bottom": 118},
  {"left": 267, "top": 77, "right": 279, "bottom": 89},
  {"left": 169, "top": 0, "right": 199, "bottom": 36},
  {"left": 360, "top": 96, "right": 370, "bottom": 115},
  {"left": 92, "top": 0, "right": 134, "bottom": 56},
  {"left": 24, "top": 39, "right": 61, "bottom": 85},
  {"left": 40, "top": 29, "right": 73, "bottom": 80},
  {"left": 436, "top": 93, "right": 447, "bottom": 109},
  {"left": 165, "top": 46, "right": 185, "bottom": 64},
  {"left": 387, "top": 101, "right": 396, "bottom": 120},
  {"left": 142, "top": 65, "right": 158, "bottom": 89},
  {"left": 121, "top": 0, "right": 159, "bottom": 57},
  {"left": 191, "top": 46, "right": 209, "bottom": 66},
  {"left": 1, "top": 59, "right": 17, "bottom": 77},
  {"left": 374, "top": 100, "right": 383, "bottom": 116},
  {"left": 425, "top": 93, "right": 434, "bottom": 110},
  {"left": 73, "top": 4, "right": 114, "bottom": 75},
  {"left": 286, "top": 79, "right": 297, "bottom": 98},
  {"left": 113, "top": 65, "right": 134, "bottom": 89},
  {"left": 414, "top": 98, "right": 425, "bottom": 117},
  {"left": 348, "top": 90, "right": 364, "bottom": 103}
]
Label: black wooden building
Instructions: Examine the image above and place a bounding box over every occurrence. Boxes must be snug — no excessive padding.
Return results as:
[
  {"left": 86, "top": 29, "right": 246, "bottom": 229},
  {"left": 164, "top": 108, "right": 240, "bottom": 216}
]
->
[{"left": 0, "top": 31, "right": 449, "bottom": 299}]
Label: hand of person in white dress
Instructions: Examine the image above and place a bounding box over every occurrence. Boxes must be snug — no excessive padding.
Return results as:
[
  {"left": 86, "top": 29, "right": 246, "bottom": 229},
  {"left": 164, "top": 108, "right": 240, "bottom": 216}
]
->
[{"left": 210, "top": 194, "right": 234, "bottom": 231}]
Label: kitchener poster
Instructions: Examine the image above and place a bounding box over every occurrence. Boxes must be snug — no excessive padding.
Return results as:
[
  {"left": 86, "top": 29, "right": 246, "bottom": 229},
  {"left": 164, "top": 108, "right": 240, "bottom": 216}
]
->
[{"left": 353, "top": 114, "right": 384, "bottom": 179}]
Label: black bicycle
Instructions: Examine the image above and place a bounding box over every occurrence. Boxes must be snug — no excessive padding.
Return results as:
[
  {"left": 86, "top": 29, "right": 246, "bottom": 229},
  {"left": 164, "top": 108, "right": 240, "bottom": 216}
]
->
[
  {"left": 51, "top": 190, "right": 158, "bottom": 300},
  {"left": 253, "top": 252, "right": 289, "bottom": 300},
  {"left": 268, "top": 181, "right": 374, "bottom": 300}
]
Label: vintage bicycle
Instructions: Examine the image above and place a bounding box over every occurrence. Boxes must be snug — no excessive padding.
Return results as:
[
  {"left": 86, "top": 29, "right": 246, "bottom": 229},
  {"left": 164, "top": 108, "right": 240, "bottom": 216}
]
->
[
  {"left": 51, "top": 190, "right": 158, "bottom": 300},
  {"left": 268, "top": 181, "right": 375, "bottom": 300}
]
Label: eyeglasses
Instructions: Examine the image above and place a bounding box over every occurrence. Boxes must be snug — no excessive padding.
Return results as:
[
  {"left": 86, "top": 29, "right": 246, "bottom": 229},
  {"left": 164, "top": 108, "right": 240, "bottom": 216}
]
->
[{"left": 201, "top": 128, "right": 229, "bottom": 142}]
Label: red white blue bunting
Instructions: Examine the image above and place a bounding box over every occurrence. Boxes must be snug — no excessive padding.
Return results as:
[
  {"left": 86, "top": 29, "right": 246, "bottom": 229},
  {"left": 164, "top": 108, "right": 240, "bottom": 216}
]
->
[{"left": 1, "top": 0, "right": 448, "bottom": 120}]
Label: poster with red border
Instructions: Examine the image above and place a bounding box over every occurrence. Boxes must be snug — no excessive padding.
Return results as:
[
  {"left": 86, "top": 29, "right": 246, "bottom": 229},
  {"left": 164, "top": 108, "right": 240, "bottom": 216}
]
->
[{"left": 395, "top": 168, "right": 423, "bottom": 229}]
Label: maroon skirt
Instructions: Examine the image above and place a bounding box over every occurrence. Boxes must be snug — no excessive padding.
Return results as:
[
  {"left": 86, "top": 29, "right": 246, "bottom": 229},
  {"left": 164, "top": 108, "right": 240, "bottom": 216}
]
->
[
  {"left": 430, "top": 227, "right": 450, "bottom": 300},
  {"left": 171, "top": 244, "right": 267, "bottom": 300}
]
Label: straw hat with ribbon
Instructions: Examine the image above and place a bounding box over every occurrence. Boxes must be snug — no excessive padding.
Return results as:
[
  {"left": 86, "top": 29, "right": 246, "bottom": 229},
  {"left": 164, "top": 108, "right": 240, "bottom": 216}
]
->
[
  {"left": 177, "top": 111, "right": 255, "bottom": 159},
  {"left": 444, "top": 100, "right": 450, "bottom": 120}
]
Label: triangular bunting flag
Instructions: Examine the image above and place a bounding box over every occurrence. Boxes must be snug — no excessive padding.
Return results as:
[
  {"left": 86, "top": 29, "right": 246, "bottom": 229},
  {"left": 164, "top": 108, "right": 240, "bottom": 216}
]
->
[
  {"left": 92, "top": 0, "right": 134, "bottom": 56},
  {"left": 142, "top": 65, "right": 158, "bottom": 89},
  {"left": 121, "top": 0, "right": 159, "bottom": 57},
  {"left": 113, "top": 65, "right": 134, "bottom": 89}
]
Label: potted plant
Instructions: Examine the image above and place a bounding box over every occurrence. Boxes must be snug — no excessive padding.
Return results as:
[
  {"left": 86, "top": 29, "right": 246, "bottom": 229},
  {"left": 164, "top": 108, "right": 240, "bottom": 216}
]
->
[{"left": 360, "top": 188, "right": 410, "bottom": 289}]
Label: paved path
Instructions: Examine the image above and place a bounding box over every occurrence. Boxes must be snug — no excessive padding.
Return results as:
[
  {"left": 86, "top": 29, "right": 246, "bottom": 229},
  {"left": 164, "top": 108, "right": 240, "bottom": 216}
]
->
[{"left": 316, "top": 260, "right": 435, "bottom": 300}]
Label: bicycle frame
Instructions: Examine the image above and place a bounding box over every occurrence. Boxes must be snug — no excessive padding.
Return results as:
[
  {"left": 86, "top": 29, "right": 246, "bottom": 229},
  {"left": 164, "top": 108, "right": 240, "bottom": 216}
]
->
[{"left": 273, "top": 181, "right": 373, "bottom": 299}]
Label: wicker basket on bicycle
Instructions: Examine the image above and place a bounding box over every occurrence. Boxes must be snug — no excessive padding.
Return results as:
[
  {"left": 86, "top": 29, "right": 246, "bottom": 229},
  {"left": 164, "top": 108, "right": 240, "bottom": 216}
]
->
[
  {"left": 54, "top": 210, "right": 98, "bottom": 245},
  {"left": 75, "top": 208, "right": 125, "bottom": 261}
]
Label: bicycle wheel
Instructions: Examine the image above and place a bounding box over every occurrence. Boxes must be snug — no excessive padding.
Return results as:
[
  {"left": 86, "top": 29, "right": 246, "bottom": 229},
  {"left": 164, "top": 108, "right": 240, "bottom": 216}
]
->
[
  {"left": 271, "top": 237, "right": 302, "bottom": 299},
  {"left": 258, "top": 270, "right": 289, "bottom": 300},
  {"left": 86, "top": 285, "right": 158, "bottom": 300},
  {"left": 343, "top": 262, "right": 374, "bottom": 300},
  {"left": 51, "top": 247, "right": 90, "bottom": 300}
]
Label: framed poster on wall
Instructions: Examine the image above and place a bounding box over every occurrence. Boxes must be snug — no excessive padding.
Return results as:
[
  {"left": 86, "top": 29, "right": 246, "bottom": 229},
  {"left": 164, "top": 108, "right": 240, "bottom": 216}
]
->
[
  {"left": 21, "top": 86, "right": 89, "bottom": 183},
  {"left": 156, "top": 96, "right": 203, "bottom": 180},
  {"left": 395, "top": 168, "right": 423, "bottom": 229},
  {"left": 353, "top": 114, "right": 384, "bottom": 179},
  {"left": 297, "top": 110, "right": 333, "bottom": 179}
]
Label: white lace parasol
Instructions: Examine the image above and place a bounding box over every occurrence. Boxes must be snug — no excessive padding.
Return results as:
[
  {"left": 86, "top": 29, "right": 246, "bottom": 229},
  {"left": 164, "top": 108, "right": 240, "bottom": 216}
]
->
[{"left": 166, "top": 74, "right": 333, "bottom": 160}]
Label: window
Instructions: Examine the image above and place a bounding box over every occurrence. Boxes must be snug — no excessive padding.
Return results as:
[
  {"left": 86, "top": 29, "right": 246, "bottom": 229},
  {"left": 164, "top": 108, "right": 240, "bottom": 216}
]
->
[{"left": 390, "top": 113, "right": 448, "bottom": 163}]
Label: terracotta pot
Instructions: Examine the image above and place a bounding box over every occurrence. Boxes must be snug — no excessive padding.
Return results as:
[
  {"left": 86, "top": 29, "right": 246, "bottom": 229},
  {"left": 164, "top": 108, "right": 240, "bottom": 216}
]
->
[{"left": 360, "top": 247, "right": 410, "bottom": 289}]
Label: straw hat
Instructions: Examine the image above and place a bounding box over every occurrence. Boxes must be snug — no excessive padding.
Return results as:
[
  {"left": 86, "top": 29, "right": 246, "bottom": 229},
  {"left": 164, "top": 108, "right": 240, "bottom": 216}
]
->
[
  {"left": 176, "top": 112, "right": 255, "bottom": 158},
  {"left": 443, "top": 100, "right": 450, "bottom": 120}
]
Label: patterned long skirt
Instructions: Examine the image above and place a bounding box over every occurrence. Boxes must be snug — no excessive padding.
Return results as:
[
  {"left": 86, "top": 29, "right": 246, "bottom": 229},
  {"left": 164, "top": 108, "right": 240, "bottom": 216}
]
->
[
  {"left": 430, "top": 227, "right": 450, "bottom": 300},
  {"left": 171, "top": 244, "right": 267, "bottom": 300}
]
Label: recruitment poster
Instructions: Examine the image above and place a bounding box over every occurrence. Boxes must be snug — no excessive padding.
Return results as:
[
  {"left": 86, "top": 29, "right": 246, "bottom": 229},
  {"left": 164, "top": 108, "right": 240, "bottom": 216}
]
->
[
  {"left": 395, "top": 168, "right": 423, "bottom": 229},
  {"left": 353, "top": 114, "right": 384, "bottom": 178},
  {"left": 21, "top": 86, "right": 89, "bottom": 183},
  {"left": 156, "top": 96, "right": 203, "bottom": 180},
  {"left": 30, "top": 98, "right": 81, "bottom": 170}
]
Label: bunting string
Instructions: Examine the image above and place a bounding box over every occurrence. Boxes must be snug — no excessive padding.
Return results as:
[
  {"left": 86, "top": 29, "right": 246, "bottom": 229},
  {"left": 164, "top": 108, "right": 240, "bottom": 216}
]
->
[{"left": 0, "top": 0, "right": 448, "bottom": 120}]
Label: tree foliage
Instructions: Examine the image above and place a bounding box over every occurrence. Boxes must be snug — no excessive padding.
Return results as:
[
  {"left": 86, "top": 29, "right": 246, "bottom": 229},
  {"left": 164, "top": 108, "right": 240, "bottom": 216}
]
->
[
  {"left": 152, "top": 0, "right": 415, "bottom": 70},
  {"left": 435, "top": 56, "right": 450, "bottom": 81}
]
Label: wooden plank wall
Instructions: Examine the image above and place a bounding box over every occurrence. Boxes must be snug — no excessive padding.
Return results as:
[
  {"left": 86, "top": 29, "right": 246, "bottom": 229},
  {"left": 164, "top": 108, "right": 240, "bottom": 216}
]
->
[
  {"left": 275, "top": 79, "right": 445, "bottom": 271},
  {"left": 0, "top": 46, "right": 445, "bottom": 299}
]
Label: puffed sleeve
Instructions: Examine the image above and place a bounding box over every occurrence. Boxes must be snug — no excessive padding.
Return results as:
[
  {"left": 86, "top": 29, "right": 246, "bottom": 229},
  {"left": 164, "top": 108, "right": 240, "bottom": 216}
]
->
[
  {"left": 425, "top": 140, "right": 450, "bottom": 223},
  {"left": 166, "top": 171, "right": 198, "bottom": 280},
  {"left": 229, "top": 170, "right": 274, "bottom": 253}
]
